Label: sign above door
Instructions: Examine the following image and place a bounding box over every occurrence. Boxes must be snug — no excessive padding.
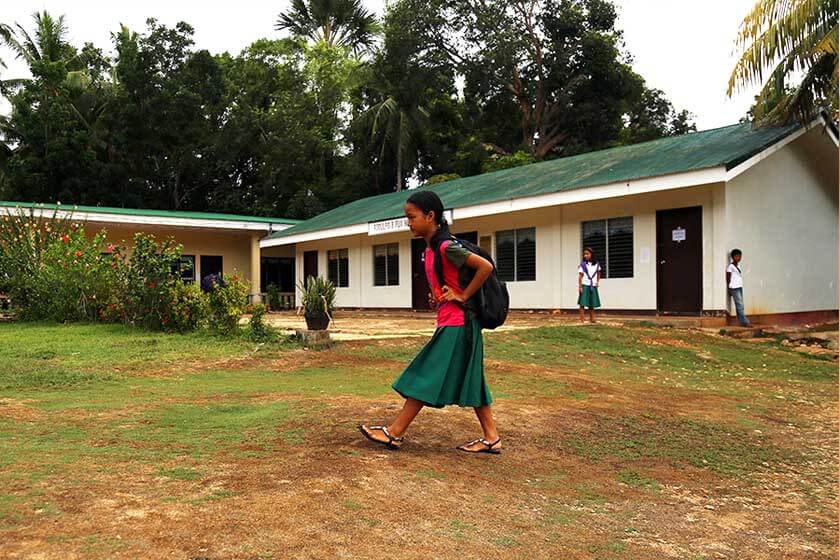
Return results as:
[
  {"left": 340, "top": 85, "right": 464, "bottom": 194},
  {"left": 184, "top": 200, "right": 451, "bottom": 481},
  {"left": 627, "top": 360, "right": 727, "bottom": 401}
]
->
[{"left": 368, "top": 209, "right": 454, "bottom": 236}]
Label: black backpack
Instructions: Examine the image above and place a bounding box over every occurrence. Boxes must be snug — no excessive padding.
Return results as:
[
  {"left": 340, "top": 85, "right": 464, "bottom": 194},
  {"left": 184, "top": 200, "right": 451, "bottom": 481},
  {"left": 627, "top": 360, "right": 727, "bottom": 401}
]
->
[{"left": 433, "top": 235, "right": 510, "bottom": 330}]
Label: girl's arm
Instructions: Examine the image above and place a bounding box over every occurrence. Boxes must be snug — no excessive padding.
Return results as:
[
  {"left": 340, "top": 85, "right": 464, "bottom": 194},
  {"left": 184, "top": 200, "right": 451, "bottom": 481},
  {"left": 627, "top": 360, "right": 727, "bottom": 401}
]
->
[
  {"left": 726, "top": 270, "right": 731, "bottom": 286},
  {"left": 578, "top": 272, "right": 583, "bottom": 293},
  {"left": 440, "top": 253, "right": 493, "bottom": 303},
  {"left": 595, "top": 270, "right": 600, "bottom": 288}
]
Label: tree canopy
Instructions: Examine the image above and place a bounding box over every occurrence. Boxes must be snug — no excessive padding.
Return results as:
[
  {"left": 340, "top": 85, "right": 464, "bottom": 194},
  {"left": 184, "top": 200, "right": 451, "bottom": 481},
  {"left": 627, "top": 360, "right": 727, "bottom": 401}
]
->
[{"left": 0, "top": 1, "right": 697, "bottom": 219}]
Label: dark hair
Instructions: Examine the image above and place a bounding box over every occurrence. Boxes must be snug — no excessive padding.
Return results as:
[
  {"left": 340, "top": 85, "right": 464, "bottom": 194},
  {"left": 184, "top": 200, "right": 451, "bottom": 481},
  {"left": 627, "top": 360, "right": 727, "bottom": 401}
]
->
[
  {"left": 406, "top": 190, "right": 450, "bottom": 236},
  {"left": 583, "top": 246, "right": 596, "bottom": 262},
  {"left": 730, "top": 248, "right": 742, "bottom": 259}
]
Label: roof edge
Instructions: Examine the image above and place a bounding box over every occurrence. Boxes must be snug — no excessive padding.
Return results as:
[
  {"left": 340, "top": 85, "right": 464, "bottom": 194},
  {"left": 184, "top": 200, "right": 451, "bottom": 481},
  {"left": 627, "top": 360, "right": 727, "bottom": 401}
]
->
[{"left": 0, "top": 201, "right": 300, "bottom": 227}]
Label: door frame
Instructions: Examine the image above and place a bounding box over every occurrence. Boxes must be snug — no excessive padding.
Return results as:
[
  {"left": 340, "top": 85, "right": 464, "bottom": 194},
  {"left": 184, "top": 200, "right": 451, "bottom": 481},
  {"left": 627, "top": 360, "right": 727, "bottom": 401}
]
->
[{"left": 656, "top": 206, "right": 703, "bottom": 315}]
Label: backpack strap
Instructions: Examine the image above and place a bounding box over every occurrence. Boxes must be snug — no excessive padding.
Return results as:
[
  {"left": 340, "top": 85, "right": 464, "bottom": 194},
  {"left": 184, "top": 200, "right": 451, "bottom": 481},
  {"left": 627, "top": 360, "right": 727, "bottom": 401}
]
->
[{"left": 432, "top": 234, "right": 456, "bottom": 294}]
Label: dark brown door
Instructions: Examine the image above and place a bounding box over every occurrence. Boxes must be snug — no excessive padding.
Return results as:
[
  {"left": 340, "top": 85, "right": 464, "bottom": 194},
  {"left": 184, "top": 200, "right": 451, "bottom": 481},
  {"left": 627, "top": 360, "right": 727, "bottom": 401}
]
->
[
  {"left": 200, "top": 255, "right": 223, "bottom": 280},
  {"left": 411, "top": 239, "right": 430, "bottom": 310},
  {"left": 303, "top": 251, "right": 318, "bottom": 282},
  {"left": 454, "top": 231, "right": 478, "bottom": 244},
  {"left": 657, "top": 207, "right": 703, "bottom": 314}
]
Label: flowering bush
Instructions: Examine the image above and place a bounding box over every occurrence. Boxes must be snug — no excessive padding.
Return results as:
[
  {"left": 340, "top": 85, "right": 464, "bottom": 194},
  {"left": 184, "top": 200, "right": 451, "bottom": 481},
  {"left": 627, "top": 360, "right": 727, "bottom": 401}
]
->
[
  {"left": 161, "top": 281, "right": 209, "bottom": 333},
  {"left": 208, "top": 273, "right": 249, "bottom": 335},
  {"left": 0, "top": 208, "right": 253, "bottom": 336},
  {"left": 116, "top": 233, "right": 184, "bottom": 330},
  {"left": 0, "top": 207, "right": 116, "bottom": 321}
]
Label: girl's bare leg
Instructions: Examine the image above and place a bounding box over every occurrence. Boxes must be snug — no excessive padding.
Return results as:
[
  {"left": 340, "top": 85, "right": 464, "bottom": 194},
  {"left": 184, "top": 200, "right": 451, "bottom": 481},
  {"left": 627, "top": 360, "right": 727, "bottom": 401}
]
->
[
  {"left": 579, "top": 306, "right": 586, "bottom": 322},
  {"left": 460, "top": 405, "right": 501, "bottom": 451},
  {"left": 388, "top": 398, "right": 424, "bottom": 437},
  {"left": 589, "top": 308, "right": 596, "bottom": 323}
]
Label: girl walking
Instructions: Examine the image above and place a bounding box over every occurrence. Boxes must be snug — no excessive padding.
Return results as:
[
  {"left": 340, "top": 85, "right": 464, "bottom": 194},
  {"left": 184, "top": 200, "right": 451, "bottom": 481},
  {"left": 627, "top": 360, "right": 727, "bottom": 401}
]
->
[
  {"left": 359, "top": 191, "right": 501, "bottom": 454},
  {"left": 578, "top": 247, "right": 601, "bottom": 323}
]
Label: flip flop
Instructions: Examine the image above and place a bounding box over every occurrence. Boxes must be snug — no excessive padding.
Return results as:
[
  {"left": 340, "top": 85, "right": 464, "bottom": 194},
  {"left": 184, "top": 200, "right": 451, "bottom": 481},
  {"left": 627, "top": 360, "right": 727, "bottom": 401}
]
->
[
  {"left": 359, "top": 425, "right": 404, "bottom": 450},
  {"left": 456, "top": 438, "right": 502, "bottom": 454}
]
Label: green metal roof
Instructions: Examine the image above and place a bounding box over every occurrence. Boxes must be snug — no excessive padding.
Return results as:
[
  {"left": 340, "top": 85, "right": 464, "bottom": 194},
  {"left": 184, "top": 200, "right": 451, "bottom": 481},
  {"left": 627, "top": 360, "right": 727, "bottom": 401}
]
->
[
  {"left": 0, "top": 201, "right": 300, "bottom": 226},
  {"left": 267, "top": 121, "right": 802, "bottom": 239}
]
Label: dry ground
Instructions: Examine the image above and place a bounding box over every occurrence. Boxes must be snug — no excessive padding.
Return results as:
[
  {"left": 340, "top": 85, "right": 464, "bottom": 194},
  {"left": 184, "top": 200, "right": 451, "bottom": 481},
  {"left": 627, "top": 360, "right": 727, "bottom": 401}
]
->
[{"left": 0, "top": 319, "right": 836, "bottom": 559}]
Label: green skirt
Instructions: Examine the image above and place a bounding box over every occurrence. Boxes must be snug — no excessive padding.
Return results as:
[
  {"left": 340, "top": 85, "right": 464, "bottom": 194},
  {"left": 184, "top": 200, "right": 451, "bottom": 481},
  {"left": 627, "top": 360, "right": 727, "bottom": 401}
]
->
[
  {"left": 392, "top": 319, "right": 493, "bottom": 408},
  {"left": 578, "top": 285, "right": 601, "bottom": 309}
]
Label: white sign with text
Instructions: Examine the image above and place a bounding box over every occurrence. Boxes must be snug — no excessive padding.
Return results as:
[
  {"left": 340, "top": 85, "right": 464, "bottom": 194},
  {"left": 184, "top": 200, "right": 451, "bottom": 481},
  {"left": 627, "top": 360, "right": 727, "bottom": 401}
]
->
[{"left": 368, "top": 209, "right": 453, "bottom": 236}]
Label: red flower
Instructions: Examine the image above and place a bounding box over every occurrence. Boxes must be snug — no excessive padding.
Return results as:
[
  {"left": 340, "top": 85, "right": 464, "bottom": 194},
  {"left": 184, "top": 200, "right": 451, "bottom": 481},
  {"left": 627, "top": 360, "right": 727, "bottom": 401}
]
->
[
  {"left": 107, "top": 244, "right": 115, "bottom": 252},
  {"left": 74, "top": 250, "right": 82, "bottom": 257},
  {"left": 61, "top": 234, "right": 69, "bottom": 243}
]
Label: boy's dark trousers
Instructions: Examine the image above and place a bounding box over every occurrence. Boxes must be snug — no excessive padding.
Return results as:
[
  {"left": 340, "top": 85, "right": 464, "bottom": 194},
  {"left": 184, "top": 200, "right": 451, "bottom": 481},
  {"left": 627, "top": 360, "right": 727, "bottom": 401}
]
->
[{"left": 728, "top": 287, "right": 750, "bottom": 327}]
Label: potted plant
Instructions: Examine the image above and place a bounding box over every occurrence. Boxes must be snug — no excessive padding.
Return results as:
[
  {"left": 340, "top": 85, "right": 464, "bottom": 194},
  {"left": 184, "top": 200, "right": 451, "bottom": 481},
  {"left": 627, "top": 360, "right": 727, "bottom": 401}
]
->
[{"left": 298, "top": 276, "right": 336, "bottom": 331}]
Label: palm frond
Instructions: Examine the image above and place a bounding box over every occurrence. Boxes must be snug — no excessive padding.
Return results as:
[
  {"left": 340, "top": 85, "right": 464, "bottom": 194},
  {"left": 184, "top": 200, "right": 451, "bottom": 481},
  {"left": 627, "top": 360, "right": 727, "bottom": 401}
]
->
[{"left": 729, "top": 0, "right": 838, "bottom": 124}]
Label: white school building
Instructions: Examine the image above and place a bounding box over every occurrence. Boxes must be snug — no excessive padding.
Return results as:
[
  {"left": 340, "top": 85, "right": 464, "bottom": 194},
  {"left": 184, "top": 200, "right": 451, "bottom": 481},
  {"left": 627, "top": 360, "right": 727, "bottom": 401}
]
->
[{"left": 261, "top": 120, "right": 839, "bottom": 325}]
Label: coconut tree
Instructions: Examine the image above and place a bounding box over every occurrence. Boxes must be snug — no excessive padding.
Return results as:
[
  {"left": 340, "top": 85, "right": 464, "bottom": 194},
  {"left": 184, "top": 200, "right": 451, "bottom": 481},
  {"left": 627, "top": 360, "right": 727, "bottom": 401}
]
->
[
  {"left": 363, "top": 92, "right": 429, "bottom": 192},
  {"left": 728, "top": 0, "right": 838, "bottom": 124},
  {"left": 0, "top": 12, "right": 87, "bottom": 93},
  {"left": 276, "top": 0, "right": 379, "bottom": 53}
]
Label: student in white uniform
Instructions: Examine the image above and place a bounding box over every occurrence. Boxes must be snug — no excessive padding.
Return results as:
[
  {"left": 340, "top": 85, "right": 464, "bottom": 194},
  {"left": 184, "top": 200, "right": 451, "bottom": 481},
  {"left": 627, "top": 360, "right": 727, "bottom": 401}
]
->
[
  {"left": 726, "top": 248, "right": 751, "bottom": 327},
  {"left": 578, "top": 247, "right": 601, "bottom": 323}
]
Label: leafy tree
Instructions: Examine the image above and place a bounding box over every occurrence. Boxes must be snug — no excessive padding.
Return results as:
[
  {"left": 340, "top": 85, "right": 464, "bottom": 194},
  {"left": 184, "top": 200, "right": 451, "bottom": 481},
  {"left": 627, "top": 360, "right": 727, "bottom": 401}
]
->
[
  {"left": 208, "top": 39, "right": 324, "bottom": 217},
  {"left": 728, "top": 0, "right": 838, "bottom": 124},
  {"left": 109, "top": 19, "right": 227, "bottom": 209},
  {"left": 622, "top": 88, "right": 697, "bottom": 144}
]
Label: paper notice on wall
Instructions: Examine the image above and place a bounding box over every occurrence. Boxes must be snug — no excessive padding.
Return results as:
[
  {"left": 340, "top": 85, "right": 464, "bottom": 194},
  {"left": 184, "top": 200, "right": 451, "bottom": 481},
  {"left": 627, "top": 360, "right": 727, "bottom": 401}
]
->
[
  {"left": 640, "top": 247, "right": 651, "bottom": 264},
  {"left": 672, "top": 227, "right": 686, "bottom": 242}
]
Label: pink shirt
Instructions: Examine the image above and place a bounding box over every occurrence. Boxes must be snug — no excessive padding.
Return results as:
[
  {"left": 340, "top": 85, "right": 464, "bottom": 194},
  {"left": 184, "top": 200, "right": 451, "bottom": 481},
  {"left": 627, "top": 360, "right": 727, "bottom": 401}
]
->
[{"left": 424, "top": 240, "right": 468, "bottom": 327}]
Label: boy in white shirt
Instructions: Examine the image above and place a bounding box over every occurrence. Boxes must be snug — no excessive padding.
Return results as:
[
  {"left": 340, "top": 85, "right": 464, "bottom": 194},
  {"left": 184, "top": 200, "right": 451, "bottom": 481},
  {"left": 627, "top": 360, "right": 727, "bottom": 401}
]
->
[{"left": 726, "top": 249, "right": 751, "bottom": 327}]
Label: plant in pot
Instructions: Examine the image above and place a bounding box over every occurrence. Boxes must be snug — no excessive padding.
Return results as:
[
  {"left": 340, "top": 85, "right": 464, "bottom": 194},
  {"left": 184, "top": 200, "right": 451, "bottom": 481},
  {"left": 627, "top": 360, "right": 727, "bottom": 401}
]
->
[{"left": 298, "top": 276, "right": 336, "bottom": 331}]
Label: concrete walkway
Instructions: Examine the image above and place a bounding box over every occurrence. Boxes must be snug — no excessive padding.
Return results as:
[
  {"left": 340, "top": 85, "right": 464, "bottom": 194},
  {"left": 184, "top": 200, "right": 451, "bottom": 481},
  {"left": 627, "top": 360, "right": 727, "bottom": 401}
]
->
[{"left": 263, "top": 310, "right": 711, "bottom": 341}]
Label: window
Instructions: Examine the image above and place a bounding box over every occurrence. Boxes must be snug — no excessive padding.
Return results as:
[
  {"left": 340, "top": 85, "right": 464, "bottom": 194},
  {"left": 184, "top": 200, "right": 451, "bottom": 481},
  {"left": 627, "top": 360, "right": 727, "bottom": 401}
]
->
[
  {"left": 495, "top": 227, "right": 536, "bottom": 282},
  {"left": 328, "top": 249, "right": 349, "bottom": 288},
  {"left": 171, "top": 255, "right": 196, "bottom": 283},
  {"left": 581, "top": 217, "right": 634, "bottom": 278},
  {"left": 373, "top": 243, "right": 399, "bottom": 286}
]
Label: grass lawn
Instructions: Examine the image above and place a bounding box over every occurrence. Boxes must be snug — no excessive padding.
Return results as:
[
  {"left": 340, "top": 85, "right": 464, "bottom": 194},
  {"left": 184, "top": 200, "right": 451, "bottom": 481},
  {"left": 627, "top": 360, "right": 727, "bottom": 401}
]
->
[{"left": 0, "top": 321, "right": 836, "bottom": 559}]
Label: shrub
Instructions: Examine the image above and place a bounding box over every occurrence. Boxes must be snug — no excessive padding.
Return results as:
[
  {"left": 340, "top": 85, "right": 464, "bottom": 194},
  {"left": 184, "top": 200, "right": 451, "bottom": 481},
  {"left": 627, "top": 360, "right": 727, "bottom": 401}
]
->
[
  {"left": 246, "top": 303, "right": 277, "bottom": 342},
  {"left": 208, "top": 273, "right": 249, "bottom": 335},
  {"left": 266, "top": 283, "right": 282, "bottom": 311},
  {"left": 162, "top": 281, "right": 209, "bottom": 333}
]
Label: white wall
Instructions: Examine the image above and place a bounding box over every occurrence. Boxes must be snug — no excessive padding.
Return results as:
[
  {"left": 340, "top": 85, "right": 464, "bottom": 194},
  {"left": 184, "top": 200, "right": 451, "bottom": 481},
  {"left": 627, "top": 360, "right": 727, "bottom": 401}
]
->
[
  {"left": 294, "top": 233, "right": 413, "bottom": 308},
  {"left": 290, "top": 185, "right": 727, "bottom": 311},
  {"left": 726, "top": 127, "right": 839, "bottom": 314},
  {"left": 559, "top": 184, "right": 725, "bottom": 311}
]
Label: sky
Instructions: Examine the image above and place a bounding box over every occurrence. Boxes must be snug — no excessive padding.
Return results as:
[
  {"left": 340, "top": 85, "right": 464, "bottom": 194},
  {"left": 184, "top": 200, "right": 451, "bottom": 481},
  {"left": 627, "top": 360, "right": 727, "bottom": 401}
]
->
[{"left": 0, "top": 0, "right": 759, "bottom": 129}]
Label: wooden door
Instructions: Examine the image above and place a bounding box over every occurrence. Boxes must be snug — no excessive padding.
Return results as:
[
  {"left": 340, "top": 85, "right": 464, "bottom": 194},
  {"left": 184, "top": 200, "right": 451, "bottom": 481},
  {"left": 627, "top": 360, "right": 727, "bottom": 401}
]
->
[
  {"left": 656, "top": 207, "right": 703, "bottom": 314},
  {"left": 303, "top": 251, "right": 318, "bottom": 283},
  {"left": 200, "top": 255, "right": 223, "bottom": 280},
  {"left": 411, "top": 239, "right": 430, "bottom": 310},
  {"left": 454, "top": 231, "right": 478, "bottom": 244}
]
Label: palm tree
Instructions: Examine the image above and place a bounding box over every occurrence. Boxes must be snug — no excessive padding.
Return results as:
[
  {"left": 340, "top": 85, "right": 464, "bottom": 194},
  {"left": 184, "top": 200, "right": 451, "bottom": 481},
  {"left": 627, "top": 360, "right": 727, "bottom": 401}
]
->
[
  {"left": 0, "top": 12, "right": 86, "bottom": 93},
  {"left": 276, "top": 0, "right": 380, "bottom": 53},
  {"left": 728, "top": 0, "right": 838, "bottom": 124},
  {"left": 363, "top": 93, "right": 429, "bottom": 192}
]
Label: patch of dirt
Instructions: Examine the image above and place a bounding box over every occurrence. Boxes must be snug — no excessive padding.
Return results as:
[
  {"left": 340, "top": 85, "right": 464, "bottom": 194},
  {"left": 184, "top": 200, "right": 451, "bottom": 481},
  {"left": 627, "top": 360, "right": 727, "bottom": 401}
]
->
[
  {"left": 0, "top": 398, "right": 45, "bottom": 422},
  {"left": 638, "top": 336, "right": 697, "bottom": 350}
]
